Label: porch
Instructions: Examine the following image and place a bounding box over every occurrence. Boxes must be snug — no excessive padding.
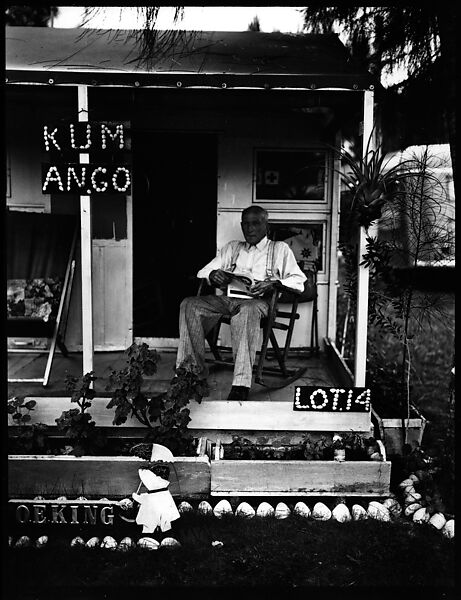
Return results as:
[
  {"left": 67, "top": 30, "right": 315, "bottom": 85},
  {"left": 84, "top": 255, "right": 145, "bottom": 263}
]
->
[
  {"left": 8, "top": 348, "right": 339, "bottom": 401},
  {"left": 8, "top": 343, "right": 370, "bottom": 447}
]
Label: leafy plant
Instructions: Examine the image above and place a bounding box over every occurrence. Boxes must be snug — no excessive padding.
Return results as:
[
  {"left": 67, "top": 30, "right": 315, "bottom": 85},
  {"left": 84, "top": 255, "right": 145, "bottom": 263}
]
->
[
  {"left": 337, "top": 135, "right": 416, "bottom": 229},
  {"left": 337, "top": 142, "right": 454, "bottom": 446},
  {"left": 55, "top": 371, "right": 106, "bottom": 456},
  {"left": 106, "top": 343, "right": 208, "bottom": 456},
  {"left": 7, "top": 396, "right": 49, "bottom": 454}
]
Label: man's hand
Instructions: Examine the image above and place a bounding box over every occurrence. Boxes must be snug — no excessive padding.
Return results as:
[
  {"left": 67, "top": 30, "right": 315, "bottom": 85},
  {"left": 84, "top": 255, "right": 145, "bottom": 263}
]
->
[
  {"left": 249, "top": 280, "right": 280, "bottom": 297},
  {"left": 209, "top": 269, "right": 233, "bottom": 288}
]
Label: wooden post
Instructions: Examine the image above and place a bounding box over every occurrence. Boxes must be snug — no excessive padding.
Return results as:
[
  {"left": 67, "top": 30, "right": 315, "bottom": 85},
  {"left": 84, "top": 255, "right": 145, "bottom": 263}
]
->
[
  {"left": 327, "top": 131, "right": 342, "bottom": 341},
  {"left": 354, "top": 89, "right": 374, "bottom": 386},
  {"left": 78, "top": 85, "right": 94, "bottom": 378}
]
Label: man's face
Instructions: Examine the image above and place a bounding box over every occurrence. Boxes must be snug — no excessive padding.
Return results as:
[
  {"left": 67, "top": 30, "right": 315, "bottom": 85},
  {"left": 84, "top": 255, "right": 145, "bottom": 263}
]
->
[{"left": 241, "top": 212, "right": 268, "bottom": 245}]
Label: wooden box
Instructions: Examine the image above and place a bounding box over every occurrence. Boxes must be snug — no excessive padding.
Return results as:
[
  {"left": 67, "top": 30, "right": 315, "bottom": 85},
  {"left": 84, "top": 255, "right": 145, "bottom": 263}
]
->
[{"left": 211, "top": 459, "right": 391, "bottom": 497}]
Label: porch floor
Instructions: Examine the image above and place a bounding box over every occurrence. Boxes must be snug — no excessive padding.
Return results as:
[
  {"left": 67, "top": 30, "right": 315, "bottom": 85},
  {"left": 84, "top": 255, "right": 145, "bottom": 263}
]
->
[{"left": 8, "top": 349, "right": 338, "bottom": 402}]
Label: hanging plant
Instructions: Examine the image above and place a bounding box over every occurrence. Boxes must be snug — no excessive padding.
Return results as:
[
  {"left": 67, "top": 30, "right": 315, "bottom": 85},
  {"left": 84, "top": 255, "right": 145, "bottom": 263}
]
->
[{"left": 336, "top": 135, "right": 416, "bottom": 229}]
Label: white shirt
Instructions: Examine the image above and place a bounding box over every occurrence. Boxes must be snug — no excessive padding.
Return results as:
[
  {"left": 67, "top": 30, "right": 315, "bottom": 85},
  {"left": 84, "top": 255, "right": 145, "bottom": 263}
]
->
[{"left": 197, "top": 236, "right": 306, "bottom": 293}]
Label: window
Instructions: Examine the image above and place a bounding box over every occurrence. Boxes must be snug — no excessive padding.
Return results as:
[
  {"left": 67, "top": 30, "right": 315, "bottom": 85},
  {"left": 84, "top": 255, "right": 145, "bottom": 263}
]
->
[
  {"left": 269, "top": 222, "right": 324, "bottom": 272},
  {"left": 254, "top": 149, "right": 326, "bottom": 202}
]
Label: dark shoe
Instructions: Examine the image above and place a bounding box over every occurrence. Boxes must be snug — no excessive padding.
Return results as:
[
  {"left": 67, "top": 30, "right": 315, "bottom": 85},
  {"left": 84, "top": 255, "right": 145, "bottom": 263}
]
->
[{"left": 227, "top": 386, "right": 250, "bottom": 401}]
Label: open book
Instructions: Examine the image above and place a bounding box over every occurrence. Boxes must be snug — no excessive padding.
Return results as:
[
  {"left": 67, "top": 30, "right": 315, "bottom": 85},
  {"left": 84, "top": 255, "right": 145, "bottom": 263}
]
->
[{"left": 224, "top": 271, "right": 255, "bottom": 299}]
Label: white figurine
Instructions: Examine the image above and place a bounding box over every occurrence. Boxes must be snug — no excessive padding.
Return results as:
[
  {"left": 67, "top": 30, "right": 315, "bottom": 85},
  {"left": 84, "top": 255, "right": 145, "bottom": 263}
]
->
[{"left": 132, "top": 444, "right": 180, "bottom": 534}]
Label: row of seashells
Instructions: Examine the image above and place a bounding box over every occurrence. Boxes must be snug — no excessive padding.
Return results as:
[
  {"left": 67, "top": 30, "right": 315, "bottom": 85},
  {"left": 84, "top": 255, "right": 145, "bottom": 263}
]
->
[
  {"left": 177, "top": 499, "right": 454, "bottom": 538},
  {"left": 397, "top": 474, "right": 455, "bottom": 537},
  {"left": 10, "top": 535, "right": 181, "bottom": 551}
]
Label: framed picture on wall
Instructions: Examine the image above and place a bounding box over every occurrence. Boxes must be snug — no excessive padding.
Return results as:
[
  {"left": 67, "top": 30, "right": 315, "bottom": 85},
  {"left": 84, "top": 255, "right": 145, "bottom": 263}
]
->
[
  {"left": 254, "top": 149, "right": 326, "bottom": 202},
  {"left": 269, "top": 222, "right": 324, "bottom": 272}
]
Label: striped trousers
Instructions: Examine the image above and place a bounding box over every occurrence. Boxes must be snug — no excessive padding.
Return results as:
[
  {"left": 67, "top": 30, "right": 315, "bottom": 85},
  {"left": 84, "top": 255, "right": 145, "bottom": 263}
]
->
[{"left": 176, "top": 295, "right": 270, "bottom": 388}]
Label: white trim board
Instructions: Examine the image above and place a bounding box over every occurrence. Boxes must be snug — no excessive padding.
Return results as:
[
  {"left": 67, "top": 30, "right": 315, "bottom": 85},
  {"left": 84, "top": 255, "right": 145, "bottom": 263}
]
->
[{"left": 14, "top": 397, "right": 372, "bottom": 433}]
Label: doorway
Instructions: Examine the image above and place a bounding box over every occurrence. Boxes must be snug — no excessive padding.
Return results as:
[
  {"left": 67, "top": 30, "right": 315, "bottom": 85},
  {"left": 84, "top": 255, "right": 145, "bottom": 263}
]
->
[{"left": 133, "top": 131, "right": 217, "bottom": 341}]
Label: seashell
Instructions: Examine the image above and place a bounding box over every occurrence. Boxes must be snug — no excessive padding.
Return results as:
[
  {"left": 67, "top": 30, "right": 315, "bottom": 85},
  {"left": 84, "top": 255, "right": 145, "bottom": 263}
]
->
[
  {"left": 351, "top": 504, "right": 368, "bottom": 521},
  {"left": 404, "top": 502, "right": 422, "bottom": 517},
  {"left": 405, "top": 491, "right": 422, "bottom": 505},
  {"left": 15, "top": 535, "right": 31, "bottom": 548},
  {"left": 370, "top": 452, "right": 382, "bottom": 461},
  {"left": 293, "top": 501, "right": 311, "bottom": 518},
  {"left": 332, "top": 503, "right": 351, "bottom": 523},
  {"left": 382, "top": 497, "right": 402, "bottom": 518},
  {"left": 117, "top": 537, "right": 134, "bottom": 552},
  {"left": 197, "top": 500, "right": 213, "bottom": 515},
  {"left": 408, "top": 473, "right": 419, "bottom": 483},
  {"left": 399, "top": 478, "right": 416, "bottom": 489},
  {"left": 137, "top": 537, "right": 160, "bottom": 550},
  {"left": 55, "top": 496, "right": 67, "bottom": 502},
  {"left": 33, "top": 496, "right": 45, "bottom": 501},
  {"left": 256, "top": 502, "right": 275, "bottom": 518},
  {"left": 101, "top": 536, "right": 117, "bottom": 550},
  {"left": 235, "top": 502, "right": 255, "bottom": 518},
  {"left": 275, "top": 502, "right": 291, "bottom": 520},
  {"left": 213, "top": 499, "right": 233, "bottom": 518},
  {"left": 367, "top": 501, "right": 390, "bottom": 522},
  {"left": 35, "top": 535, "right": 48, "bottom": 548},
  {"left": 312, "top": 502, "right": 332, "bottom": 521},
  {"left": 412, "top": 507, "right": 429, "bottom": 523},
  {"left": 76, "top": 496, "right": 87, "bottom": 501},
  {"left": 442, "top": 520, "right": 454, "bottom": 539},
  {"left": 160, "top": 537, "right": 181, "bottom": 549},
  {"left": 70, "top": 536, "right": 85, "bottom": 548},
  {"left": 178, "top": 501, "right": 194, "bottom": 514},
  {"left": 118, "top": 498, "right": 134, "bottom": 510},
  {"left": 211, "top": 540, "right": 224, "bottom": 548},
  {"left": 85, "top": 536, "right": 100, "bottom": 548},
  {"left": 428, "top": 512, "right": 446, "bottom": 530}
]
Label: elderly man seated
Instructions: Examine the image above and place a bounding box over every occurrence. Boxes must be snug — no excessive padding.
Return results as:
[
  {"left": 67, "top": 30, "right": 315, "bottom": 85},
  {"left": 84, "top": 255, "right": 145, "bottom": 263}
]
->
[{"left": 176, "top": 205, "right": 306, "bottom": 401}]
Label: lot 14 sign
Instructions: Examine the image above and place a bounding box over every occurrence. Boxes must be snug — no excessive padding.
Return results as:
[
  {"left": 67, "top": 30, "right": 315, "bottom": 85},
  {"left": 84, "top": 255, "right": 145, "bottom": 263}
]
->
[{"left": 293, "top": 387, "right": 371, "bottom": 412}]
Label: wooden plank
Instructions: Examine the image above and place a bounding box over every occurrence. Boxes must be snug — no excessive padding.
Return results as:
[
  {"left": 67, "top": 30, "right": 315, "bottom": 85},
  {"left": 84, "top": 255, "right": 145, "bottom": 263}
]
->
[
  {"left": 324, "top": 337, "right": 354, "bottom": 387},
  {"left": 8, "top": 354, "right": 41, "bottom": 378},
  {"left": 354, "top": 89, "right": 374, "bottom": 386},
  {"left": 8, "top": 354, "right": 45, "bottom": 379},
  {"left": 14, "top": 397, "right": 373, "bottom": 433},
  {"left": 327, "top": 136, "right": 341, "bottom": 341},
  {"left": 8, "top": 455, "right": 210, "bottom": 499},
  {"left": 78, "top": 84, "right": 94, "bottom": 378},
  {"left": 211, "top": 460, "right": 391, "bottom": 496}
]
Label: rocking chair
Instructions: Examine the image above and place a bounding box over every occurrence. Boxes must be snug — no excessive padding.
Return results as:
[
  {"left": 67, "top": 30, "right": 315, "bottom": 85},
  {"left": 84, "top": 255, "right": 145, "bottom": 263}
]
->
[{"left": 197, "top": 269, "right": 318, "bottom": 389}]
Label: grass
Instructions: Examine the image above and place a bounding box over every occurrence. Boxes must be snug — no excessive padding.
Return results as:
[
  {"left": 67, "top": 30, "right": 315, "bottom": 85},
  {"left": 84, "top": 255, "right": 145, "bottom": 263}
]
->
[{"left": 5, "top": 513, "right": 455, "bottom": 595}]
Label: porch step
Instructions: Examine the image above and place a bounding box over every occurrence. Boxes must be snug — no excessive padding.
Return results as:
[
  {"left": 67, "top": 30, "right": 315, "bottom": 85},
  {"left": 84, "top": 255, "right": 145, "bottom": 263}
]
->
[{"left": 10, "top": 397, "right": 373, "bottom": 442}]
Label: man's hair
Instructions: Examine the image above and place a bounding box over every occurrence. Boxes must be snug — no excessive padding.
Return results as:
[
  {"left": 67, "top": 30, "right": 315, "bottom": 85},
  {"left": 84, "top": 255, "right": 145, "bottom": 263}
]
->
[{"left": 241, "top": 205, "right": 268, "bottom": 222}]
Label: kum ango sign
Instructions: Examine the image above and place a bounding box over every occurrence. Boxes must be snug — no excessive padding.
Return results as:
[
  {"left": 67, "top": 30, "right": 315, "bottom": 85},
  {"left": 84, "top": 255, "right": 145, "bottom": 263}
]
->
[
  {"left": 293, "top": 387, "right": 371, "bottom": 412},
  {"left": 42, "top": 163, "right": 131, "bottom": 194},
  {"left": 41, "top": 121, "right": 131, "bottom": 195}
]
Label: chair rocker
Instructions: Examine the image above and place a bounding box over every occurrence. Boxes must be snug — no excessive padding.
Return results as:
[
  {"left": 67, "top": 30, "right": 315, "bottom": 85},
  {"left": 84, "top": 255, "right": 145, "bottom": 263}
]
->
[{"left": 197, "top": 274, "right": 318, "bottom": 390}]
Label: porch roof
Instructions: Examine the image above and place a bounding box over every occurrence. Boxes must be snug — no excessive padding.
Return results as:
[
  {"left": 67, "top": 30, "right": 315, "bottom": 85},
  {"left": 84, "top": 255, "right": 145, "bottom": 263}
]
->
[{"left": 5, "top": 27, "right": 374, "bottom": 90}]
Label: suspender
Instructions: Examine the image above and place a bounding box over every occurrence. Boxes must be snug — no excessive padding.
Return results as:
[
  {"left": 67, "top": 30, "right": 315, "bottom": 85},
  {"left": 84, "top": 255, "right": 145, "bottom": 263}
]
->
[{"left": 229, "top": 239, "right": 279, "bottom": 280}]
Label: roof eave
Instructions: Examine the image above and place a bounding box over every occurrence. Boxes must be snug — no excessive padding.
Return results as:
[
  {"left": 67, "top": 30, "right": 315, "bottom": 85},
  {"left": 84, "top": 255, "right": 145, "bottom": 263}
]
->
[{"left": 5, "top": 69, "right": 374, "bottom": 91}]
